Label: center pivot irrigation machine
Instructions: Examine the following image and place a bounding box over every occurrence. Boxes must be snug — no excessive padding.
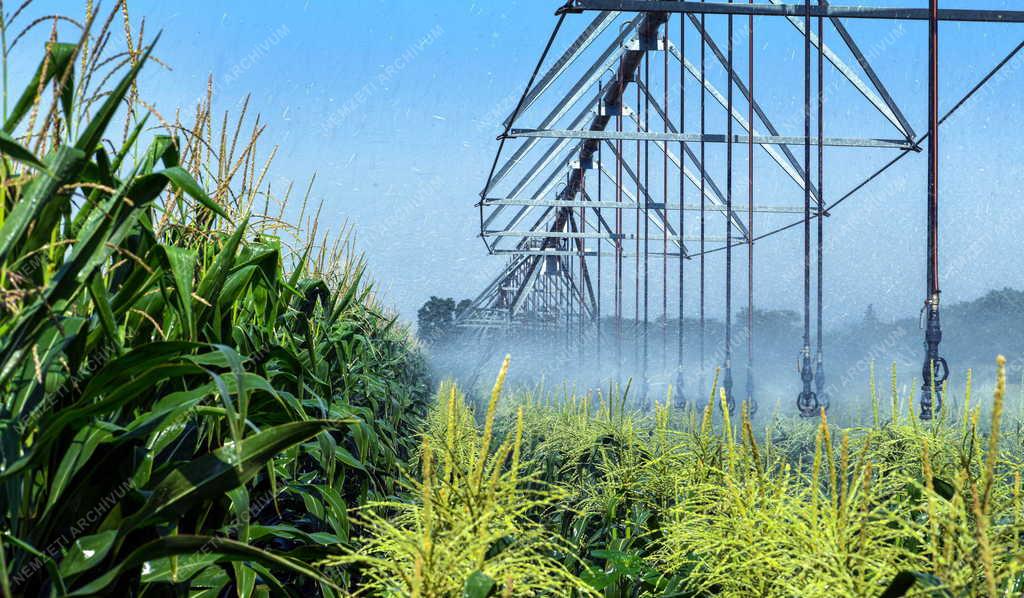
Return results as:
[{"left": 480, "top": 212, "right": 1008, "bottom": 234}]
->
[{"left": 457, "top": 1, "right": 1024, "bottom": 419}]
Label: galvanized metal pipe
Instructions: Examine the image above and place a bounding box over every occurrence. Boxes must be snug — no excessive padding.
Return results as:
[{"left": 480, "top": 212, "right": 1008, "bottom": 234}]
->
[
  {"left": 563, "top": 1, "right": 1024, "bottom": 23},
  {"left": 746, "top": 0, "right": 756, "bottom": 414},
  {"left": 724, "top": 1, "right": 735, "bottom": 413}
]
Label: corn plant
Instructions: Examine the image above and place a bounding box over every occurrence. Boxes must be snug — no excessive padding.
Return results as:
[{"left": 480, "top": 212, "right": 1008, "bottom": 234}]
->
[
  {"left": 323, "top": 358, "right": 595, "bottom": 597},
  {"left": 454, "top": 359, "right": 1024, "bottom": 597},
  {"left": 0, "top": 4, "right": 430, "bottom": 596}
]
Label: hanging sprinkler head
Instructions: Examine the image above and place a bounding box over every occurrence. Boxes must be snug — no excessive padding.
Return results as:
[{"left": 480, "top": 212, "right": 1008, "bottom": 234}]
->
[
  {"left": 745, "top": 368, "right": 757, "bottom": 417},
  {"left": 674, "top": 368, "right": 687, "bottom": 410},
  {"left": 920, "top": 294, "right": 948, "bottom": 420},
  {"left": 921, "top": 0, "right": 948, "bottom": 421},
  {"left": 815, "top": 350, "right": 828, "bottom": 411},
  {"left": 797, "top": 347, "right": 818, "bottom": 417},
  {"left": 722, "top": 360, "right": 735, "bottom": 415}
]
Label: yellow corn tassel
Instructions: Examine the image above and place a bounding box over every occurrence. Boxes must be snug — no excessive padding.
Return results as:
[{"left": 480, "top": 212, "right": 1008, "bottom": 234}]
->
[{"left": 472, "top": 355, "right": 510, "bottom": 490}]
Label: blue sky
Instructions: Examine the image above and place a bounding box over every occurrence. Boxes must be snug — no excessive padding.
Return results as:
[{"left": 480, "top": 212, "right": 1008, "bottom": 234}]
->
[
  {"left": 19, "top": 2, "right": 1024, "bottom": 326},
  {"left": 113, "top": 1, "right": 557, "bottom": 323}
]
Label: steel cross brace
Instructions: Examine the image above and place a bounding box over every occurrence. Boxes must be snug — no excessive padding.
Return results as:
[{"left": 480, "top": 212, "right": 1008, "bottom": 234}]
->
[
  {"left": 484, "top": 18, "right": 639, "bottom": 197},
  {"left": 502, "top": 11, "right": 671, "bottom": 315},
  {"left": 665, "top": 29, "right": 822, "bottom": 205},
  {"left": 504, "top": 10, "right": 619, "bottom": 128},
  {"left": 766, "top": 0, "right": 916, "bottom": 139}
]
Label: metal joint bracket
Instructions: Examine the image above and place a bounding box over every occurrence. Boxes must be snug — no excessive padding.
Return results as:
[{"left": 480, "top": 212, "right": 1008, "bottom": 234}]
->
[
  {"left": 597, "top": 102, "right": 634, "bottom": 117},
  {"left": 623, "top": 35, "right": 668, "bottom": 52}
]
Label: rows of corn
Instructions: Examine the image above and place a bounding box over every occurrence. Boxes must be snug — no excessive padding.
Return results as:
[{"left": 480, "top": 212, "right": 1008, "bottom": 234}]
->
[
  {"left": 0, "top": 3, "right": 431, "bottom": 596},
  {"left": 360, "top": 358, "right": 1024, "bottom": 597}
]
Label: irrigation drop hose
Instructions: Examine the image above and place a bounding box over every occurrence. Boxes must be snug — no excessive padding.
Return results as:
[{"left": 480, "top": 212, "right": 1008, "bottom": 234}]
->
[
  {"left": 814, "top": 0, "right": 827, "bottom": 412},
  {"left": 723, "top": 0, "right": 735, "bottom": 416},
  {"left": 798, "top": 0, "right": 819, "bottom": 418}
]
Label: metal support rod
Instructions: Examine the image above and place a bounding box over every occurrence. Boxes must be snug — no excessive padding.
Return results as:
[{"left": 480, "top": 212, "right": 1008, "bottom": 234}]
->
[
  {"left": 699, "top": 5, "right": 707, "bottom": 400},
  {"left": 921, "top": 0, "right": 947, "bottom": 419},
  {"left": 599, "top": 136, "right": 693, "bottom": 248},
  {"left": 616, "top": 55, "right": 624, "bottom": 382},
  {"left": 643, "top": 51, "right": 651, "bottom": 404},
  {"left": 815, "top": 0, "right": 827, "bottom": 411},
  {"left": 580, "top": 163, "right": 587, "bottom": 361},
  {"left": 746, "top": 0, "right": 756, "bottom": 415},
  {"left": 798, "top": 0, "right": 819, "bottom": 418},
  {"left": 676, "top": 11, "right": 686, "bottom": 404},
  {"left": 663, "top": 24, "right": 670, "bottom": 376},
  {"left": 635, "top": 73, "right": 642, "bottom": 382},
  {"left": 504, "top": 11, "right": 617, "bottom": 129},
  {"left": 497, "top": 248, "right": 699, "bottom": 256},
  {"left": 597, "top": 82, "right": 604, "bottom": 371},
  {"left": 681, "top": 15, "right": 823, "bottom": 202},
  {"left": 723, "top": 1, "right": 735, "bottom": 414},
  {"left": 566, "top": 254, "right": 572, "bottom": 348},
  {"left": 823, "top": 4, "right": 916, "bottom": 140},
  {"left": 479, "top": 12, "right": 568, "bottom": 252},
  {"left": 622, "top": 95, "right": 749, "bottom": 237}
]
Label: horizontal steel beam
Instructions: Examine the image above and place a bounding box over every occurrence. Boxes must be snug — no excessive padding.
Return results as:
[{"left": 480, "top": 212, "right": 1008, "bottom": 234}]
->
[
  {"left": 562, "top": 1, "right": 1024, "bottom": 23},
  {"left": 485, "top": 230, "right": 728, "bottom": 242},
  {"left": 494, "top": 249, "right": 695, "bottom": 257},
  {"left": 509, "top": 127, "right": 917, "bottom": 149},
  {"left": 482, "top": 198, "right": 807, "bottom": 213},
  {"left": 484, "top": 230, "right": 620, "bottom": 239}
]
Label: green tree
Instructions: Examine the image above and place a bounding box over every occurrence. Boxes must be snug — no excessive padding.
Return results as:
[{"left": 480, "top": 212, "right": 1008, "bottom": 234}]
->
[{"left": 418, "top": 296, "right": 465, "bottom": 344}]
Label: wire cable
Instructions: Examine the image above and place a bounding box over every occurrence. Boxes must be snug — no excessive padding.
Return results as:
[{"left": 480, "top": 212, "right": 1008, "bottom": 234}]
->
[{"left": 683, "top": 37, "right": 1024, "bottom": 260}]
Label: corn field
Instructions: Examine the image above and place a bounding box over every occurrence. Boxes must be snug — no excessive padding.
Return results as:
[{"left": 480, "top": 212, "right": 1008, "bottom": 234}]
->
[
  {"left": 1, "top": 3, "right": 1023, "bottom": 597},
  {"left": 0, "top": 3, "right": 430, "bottom": 595}
]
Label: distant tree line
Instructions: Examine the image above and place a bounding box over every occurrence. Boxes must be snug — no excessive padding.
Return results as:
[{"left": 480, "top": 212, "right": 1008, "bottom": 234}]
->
[{"left": 417, "top": 296, "right": 472, "bottom": 344}]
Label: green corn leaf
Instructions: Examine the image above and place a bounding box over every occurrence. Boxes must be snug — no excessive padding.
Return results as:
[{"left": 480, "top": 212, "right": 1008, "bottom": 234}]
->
[
  {"left": 87, "top": 272, "right": 121, "bottom": 349},
  {"left": 58, "top": 530, "right": 118, "bottom": 578},
  {"left": 931, "top": 477, "right": 955, "bottom": 501},
  {"left": 0, "top": 145, "right": 86, "bottom": 269},
  {"left": 111, "top": 114, "right": 151, "bottom": 174},
  {"left": 879, "top": 571, "right": 951, "bottom": 598},
  {"left": 139, "top": 552, "right": 220, "bottom": 585},
  {"left": 1, "top": 342, "right": 208, "bottom": 476},
  {"left": 463, "top": 571, "right": 496, "bottom": 598},
  {"left": 44, "top": 423, "right": 116, "bottom": 512},
  {"left": 3, "top": 532, "right": 68, "bottom": 595},
  {"left": 69, "top": 115, "right": 152, "bottom": 238},
  {"left": 158, "top": 245, "right": 198, "bottom": 339},
  {"left": 287, "top": 245, "right": 311, "bottom": 289},
  {"left": 67, "top": 535, "right": 341, "bottom": 597},
  {"left": 140, "top": 134, "right": 179, "bottom": 172},
  {"left": 196, "top": 216, "right": 249, "bottom": 308},
  {"left": 161, "top": 165, "right": 230, "bottom": 221},
  {"left": 119, "top": 420, "right": 350, "bottom": 532},
  {"left": 0, "top": 130, "right": 47, "bottom": 171},
  {"left": 247, "top": 524, "right": 342, "bottom": 547},
  {"left": 4, "top": 42, "right": 76, "bottom": 133},
  {"left": 227, "top": 487, "right": 257, "bottom": 598}
]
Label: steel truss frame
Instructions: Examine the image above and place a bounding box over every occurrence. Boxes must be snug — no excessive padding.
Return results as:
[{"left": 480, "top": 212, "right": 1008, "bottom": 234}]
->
[{"left": 459, "top": 1, "right": 1021, "bottom": 418}]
